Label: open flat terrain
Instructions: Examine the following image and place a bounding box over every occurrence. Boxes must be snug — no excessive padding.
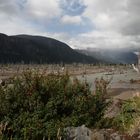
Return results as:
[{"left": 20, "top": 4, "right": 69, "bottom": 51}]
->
[{"left": 0, "top": 64, "right": 140, "bottom": 100}]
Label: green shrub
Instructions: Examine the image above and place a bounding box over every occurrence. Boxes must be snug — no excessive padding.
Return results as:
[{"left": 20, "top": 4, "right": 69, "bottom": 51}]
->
[
  {"left": 0, "top": 71, "right": 110, "bottom": 139},
  {"left": 113, "top": 97, "right": 140, "bottom": 132}
]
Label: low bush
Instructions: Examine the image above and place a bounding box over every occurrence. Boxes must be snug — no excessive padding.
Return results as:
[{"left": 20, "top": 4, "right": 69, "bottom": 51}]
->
[
  {"left": 0, "top": 71, "right": 110, "bottom": 139},
  {"left": 113, "top": 97, "right": 140, "bottom": 132}
]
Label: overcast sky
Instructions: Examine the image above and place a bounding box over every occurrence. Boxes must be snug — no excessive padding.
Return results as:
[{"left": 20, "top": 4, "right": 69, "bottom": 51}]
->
[{"left": 0, "top": 0, "right": 140, "bottom": 49}]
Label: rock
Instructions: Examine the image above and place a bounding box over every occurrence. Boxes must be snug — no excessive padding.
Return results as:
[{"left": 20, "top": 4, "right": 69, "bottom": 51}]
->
[
  {"left": 110, "top": 133, "right": 121, "bottom": 140},
  {"left": 65, "top": 125, "right": 92, "bottom": 140},
  {"left": 91, "top": 130, "right": 106, "bottom": 140},
  {"left": 65, "top": 125, "right": 136, "bottom": 140}
]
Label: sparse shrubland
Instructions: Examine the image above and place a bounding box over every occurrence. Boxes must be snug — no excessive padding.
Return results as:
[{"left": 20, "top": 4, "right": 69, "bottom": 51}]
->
[
  {"left": 0, "top": 70, "right": 140, "bottom": 139},
  {"left": 0, "top": 71, "right": 110, "bottom": 140}
]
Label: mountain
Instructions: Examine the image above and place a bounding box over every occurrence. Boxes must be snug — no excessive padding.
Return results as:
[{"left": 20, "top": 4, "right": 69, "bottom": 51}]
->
[
  {"left": 0, "top": 33, "right": 98, "bottom": 64},
  {"left": 76, "top": 48, "right": 138, "bottom": 64}
]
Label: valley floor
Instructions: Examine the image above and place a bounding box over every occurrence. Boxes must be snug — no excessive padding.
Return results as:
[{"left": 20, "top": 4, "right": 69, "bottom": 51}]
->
[{"left": 0, "top": 64, "right": 140, "bottom": 100}]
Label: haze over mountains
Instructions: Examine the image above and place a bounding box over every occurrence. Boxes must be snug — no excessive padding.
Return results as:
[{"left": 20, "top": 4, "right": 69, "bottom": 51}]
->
[
  {"left": 76, "top": 48, "right": 138, "bottom": 64},
  {"left": 0, "top": 33, "right": 98, "bottom": 64}
]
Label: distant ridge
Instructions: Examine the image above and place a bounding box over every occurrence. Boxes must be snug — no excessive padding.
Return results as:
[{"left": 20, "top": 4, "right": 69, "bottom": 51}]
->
[{"left": 0, "top": 33, "right": 98, "bottom": 64}]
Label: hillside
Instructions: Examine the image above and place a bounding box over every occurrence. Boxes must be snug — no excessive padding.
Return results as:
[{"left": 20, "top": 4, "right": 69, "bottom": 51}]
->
[{"left": 0, "top": 33, "right": 98, "bottom": 64}]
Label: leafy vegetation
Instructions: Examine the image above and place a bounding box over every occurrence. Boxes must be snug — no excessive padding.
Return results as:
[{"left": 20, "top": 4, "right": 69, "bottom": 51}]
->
[
  {"left": 0, "top": 71, "right": 110, "bottom": 139},
  {"left": 113, "top": 97, "right": 140, "bottom": 132}
]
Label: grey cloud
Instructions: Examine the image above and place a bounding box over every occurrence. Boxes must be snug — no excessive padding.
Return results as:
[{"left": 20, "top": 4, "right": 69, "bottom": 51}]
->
[
  {"left": 60, "top": 0, "right": 86, "bottom": 15},
  {"left": 0, "top": 0, "right": 19, "bottom": 15},
  {"left": 0, "top": 0, "right": 140, "bottom": 50},
  {"left": 83, "top": 0, "right": 140, "bottom": 36},
  {"left": 120, "top": 0, "right": 140, "bottom": 35}
]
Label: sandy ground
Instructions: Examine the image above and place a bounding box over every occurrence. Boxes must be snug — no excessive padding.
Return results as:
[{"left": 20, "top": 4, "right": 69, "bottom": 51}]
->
[
  {"left": 108, "top": 88, "right": 140, "bottom": 100},
  {"left": 0, "top": 64, "right": 140, "bottom": 100}
]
